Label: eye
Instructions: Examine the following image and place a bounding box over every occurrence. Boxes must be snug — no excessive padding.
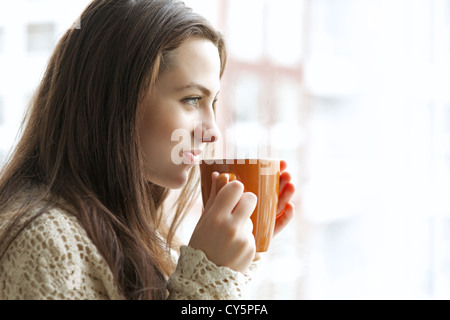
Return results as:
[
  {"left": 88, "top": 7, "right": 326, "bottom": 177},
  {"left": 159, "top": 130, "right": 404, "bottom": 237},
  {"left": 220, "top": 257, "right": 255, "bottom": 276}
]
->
[
  {"left": 212, "top": 99, "right": 218, "bottom": 111},
  {"left": 182, "top": 97, "right": 202, "bottom": 108}
]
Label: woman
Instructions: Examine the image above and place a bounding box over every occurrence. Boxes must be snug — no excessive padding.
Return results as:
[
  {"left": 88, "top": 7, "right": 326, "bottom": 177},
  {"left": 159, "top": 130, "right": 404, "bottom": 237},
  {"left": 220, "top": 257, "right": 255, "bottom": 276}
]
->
[{"left": 0, "top": 0, "right": 295, "bottom": 300}]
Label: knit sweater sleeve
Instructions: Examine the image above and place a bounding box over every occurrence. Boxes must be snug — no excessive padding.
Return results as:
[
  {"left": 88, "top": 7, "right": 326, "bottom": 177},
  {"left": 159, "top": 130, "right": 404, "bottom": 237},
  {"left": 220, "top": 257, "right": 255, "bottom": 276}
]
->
[
  {"left": 167, "top": 246, "right": 258, "bottom": 300},
  {"left": 0, "top": 209, "right": 123, "bottom": 300},
  {"left": 0, "top": 209, "right": 257, "bottom": 300}
]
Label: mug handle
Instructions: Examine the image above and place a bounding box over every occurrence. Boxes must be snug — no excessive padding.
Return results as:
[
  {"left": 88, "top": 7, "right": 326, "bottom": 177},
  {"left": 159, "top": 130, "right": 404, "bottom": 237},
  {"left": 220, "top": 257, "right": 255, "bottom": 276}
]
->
[{"left": 216, "top": 173, "right": 237, "bottom": 194}]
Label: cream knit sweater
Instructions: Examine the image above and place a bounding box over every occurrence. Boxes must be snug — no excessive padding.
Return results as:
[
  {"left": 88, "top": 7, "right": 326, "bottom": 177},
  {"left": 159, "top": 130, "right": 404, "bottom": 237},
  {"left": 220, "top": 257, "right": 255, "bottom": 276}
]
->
[{"left": 0, "top": 207, "right": 256, "bottom": 300}]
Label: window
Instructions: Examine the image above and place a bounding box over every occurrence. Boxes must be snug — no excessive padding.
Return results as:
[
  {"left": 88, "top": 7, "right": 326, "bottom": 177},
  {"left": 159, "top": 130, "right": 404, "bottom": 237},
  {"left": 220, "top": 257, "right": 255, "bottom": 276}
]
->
[
  {"left": 183, "top": 0, "right": 219, "bottom": 28},
  {"left": 0, "top": 97, "right": 3, "bottom": 125},
  {"left": 0, "top": 27, "right": 4, "bottom": 53},
  {"left": 445, "top": 105, "right": 450, "bottom": 166},
  {"left": 26, "top": 23, "right": 56, "bottom": 52},
  {"left": 266, "top": 0, "right": 303, "bottom": 66},
  {"left": 226, "top": 0, "right": 265, "bottom": 62},
  {"left": 274, "top": 78, "right": 300, "bottom": 124},
  {"left": 4, "top": 0, "right": 449, "bottom": 300},
  {"left": 232, "top": 74, "right": 261, "bottom": 123}
]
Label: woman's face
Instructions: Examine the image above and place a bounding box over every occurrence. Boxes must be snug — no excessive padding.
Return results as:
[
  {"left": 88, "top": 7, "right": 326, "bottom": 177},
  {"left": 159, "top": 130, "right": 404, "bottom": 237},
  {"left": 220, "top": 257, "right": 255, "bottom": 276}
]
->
[{"left": 139, "top": 39, "right": 221, "bottom": 189}]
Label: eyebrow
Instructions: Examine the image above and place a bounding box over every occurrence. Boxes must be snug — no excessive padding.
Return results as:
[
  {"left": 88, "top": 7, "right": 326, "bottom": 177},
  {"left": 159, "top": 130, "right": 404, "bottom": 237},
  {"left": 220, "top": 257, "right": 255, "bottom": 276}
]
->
[{"left": 176, "top": 83, "right": 218, "bottom": 97}]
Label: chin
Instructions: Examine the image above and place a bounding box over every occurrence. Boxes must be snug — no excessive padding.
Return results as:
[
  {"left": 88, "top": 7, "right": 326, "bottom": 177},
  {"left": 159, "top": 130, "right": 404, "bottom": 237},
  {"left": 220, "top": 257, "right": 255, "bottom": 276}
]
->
[
  {"left": 169, "top": 165, "right": 197, "bottom": 189},
  {"left": 167, "top": 178, "right": 188, "bottom": 190},
  {"left": 152, "top": 168, "right": 190, "bottom": 190}
]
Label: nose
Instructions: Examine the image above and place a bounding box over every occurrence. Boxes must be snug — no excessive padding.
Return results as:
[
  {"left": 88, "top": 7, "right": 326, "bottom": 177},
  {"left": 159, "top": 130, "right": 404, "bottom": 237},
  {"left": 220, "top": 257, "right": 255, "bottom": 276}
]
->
[
  {"left": 202, "top": 125, "right": 220, "bottom": 143},
  {"left": 196, "top": 109, "right": 221, "bottom": 144}
]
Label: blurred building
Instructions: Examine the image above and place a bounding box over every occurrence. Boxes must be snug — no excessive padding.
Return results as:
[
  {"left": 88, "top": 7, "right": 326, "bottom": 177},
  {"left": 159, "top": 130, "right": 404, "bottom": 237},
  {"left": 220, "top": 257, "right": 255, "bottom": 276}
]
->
[
  {"left": 302, "top": 0, "right": 450, "bottom": 299},
  {"left": 0, "top": 0, "right": 91, "bottom": 161}
]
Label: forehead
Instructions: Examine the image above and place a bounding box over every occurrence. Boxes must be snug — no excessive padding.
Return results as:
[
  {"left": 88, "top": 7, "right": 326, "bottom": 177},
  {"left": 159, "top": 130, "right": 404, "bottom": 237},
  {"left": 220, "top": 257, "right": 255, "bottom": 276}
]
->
[{"left": 158, "top": 39, "right": 221, "bottom": 93}]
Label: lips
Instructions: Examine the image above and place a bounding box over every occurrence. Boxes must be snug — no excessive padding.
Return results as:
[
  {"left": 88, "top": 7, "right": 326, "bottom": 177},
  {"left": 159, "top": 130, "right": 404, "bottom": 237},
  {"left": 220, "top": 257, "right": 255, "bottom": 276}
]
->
[{"left": 181, "top": 149, "right": 202, "bottom": 165}]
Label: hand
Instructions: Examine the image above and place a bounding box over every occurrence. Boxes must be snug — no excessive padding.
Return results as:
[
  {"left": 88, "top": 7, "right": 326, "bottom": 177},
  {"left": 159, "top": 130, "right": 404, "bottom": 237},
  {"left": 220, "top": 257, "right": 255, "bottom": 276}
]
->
[
  {"left": 189, "top": 173, "right": 257, "bottom": 274},
  {"left": 274, "top": 160, "right": 296, "bottom": 237}
]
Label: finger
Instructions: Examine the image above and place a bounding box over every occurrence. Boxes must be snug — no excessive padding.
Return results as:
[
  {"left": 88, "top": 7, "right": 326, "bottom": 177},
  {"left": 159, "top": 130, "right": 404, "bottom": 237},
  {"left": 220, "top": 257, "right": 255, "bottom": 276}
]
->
[
  {"left": 243, "top": 217, "right": 254, "bottom": 234},
  {"left": 277, "top": 183, "right": 295, "bottom": 215},
  {"left": 274, "top": 202, "right": 295, "bottom": 237},
  {"left": 280, "top": 160, "right": 287, "bottom": 173},
  {"left": 210, "top": 172, "right": 219, "bottom": 197},
  {"left": 216, "top": 173, "right": 230, "bottom": 194},
  {"left": 209, "top": 181, "right": 245, "bottom": 217},
  {"left": 279, "top": 171, "right": 292, "bottom": 196},
  {"left": 232, "top": 192, "right": 257, "bottom": 221},
  {"left": 247, "top": 218, "right": 254, "bottom": 234},
  {"left": 205, "top": 172, "right": 220, "bottom": 211}
]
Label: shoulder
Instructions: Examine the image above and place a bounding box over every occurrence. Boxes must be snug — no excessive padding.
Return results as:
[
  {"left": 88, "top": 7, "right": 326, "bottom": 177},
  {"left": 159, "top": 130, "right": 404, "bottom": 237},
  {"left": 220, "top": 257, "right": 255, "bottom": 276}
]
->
[
  {"left": 3, "top": 207, "right": 98, "bottom": 264},
  {"left": 24, "top": 208, "right": 94, "bottom": 254},
  {"left": 0, "top": 207, "right": 123, "bottom": 300}
]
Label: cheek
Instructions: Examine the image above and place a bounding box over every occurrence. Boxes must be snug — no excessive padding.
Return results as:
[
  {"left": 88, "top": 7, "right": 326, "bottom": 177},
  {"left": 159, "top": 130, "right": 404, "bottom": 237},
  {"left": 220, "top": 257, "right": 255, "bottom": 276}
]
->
[
  {"left": 139, "top": 113, "right": 194, "bottom": 188},
  {"left": 140, "top": 116, "right": 172, "bottom": 159},
  {"left": 139, "top": 106, "right": 189, "bottom": 165}
]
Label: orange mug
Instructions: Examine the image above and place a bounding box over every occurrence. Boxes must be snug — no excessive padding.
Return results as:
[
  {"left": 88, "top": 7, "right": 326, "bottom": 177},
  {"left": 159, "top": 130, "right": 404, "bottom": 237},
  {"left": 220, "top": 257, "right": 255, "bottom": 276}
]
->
[{"left": 200, "top": 159, "right": 280, "bottom": 252}]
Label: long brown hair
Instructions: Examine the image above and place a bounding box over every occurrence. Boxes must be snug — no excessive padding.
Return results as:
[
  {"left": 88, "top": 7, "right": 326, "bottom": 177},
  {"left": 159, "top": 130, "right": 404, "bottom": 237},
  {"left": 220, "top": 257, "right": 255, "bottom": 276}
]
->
[{"left": 0, "top": 0, "right": 226, "bottom": 300}]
